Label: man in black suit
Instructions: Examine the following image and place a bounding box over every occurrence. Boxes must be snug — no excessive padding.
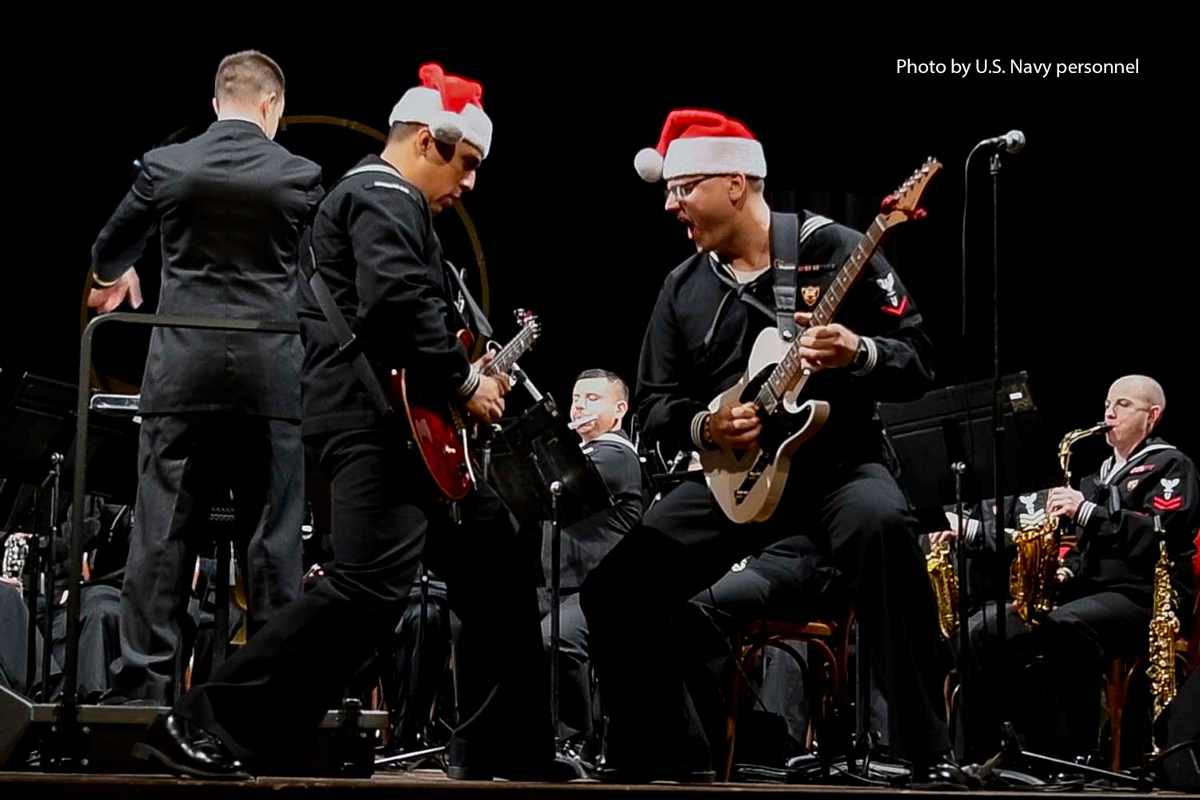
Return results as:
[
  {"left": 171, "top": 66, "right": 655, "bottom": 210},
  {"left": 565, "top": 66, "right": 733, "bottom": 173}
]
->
[
  {"left": 133, "top": 64, "right": 557, "bottom": 782},
  {"left": 88, "top": 50, "right": 323, "bottom": 704}
]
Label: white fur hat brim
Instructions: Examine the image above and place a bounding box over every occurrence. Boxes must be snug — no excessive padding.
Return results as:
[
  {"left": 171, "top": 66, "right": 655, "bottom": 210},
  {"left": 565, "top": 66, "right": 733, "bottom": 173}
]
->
[
  {"left": 389, "top": 86, "right": 493, "bottom": 159},
  {"left": 662, "top": 136, "right": 766, "bottom": 181}
]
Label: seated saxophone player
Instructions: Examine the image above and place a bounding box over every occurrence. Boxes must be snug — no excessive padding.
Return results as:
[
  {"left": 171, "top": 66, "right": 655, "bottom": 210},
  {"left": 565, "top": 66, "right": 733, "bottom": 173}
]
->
[
  {"left": 954, "top": 375, "right": 1198, "bottom": 763},
  {"left": 928, "top": 489, "right": 1054, "bottom": 627}
]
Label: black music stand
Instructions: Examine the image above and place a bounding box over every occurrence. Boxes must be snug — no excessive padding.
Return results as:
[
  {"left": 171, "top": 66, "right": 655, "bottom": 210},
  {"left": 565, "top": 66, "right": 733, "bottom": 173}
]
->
[
  {"left": 486, "top": 395, "right": 611, "bottom": 771},
  {"left": 879, "top": 370, "right": 1058, "bottom": 760},
  {"left": 0, "top": 374, "right": 78, "bottom": 704}
]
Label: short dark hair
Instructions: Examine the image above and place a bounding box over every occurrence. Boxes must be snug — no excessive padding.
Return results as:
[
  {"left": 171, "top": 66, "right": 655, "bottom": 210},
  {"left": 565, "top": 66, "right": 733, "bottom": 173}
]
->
[
  {"left": 748, "top": 177, "right": 766, "bottom": 194},
  {"left": 215, "top": 50, "right": 285, "bottom": 102},
  {"left": 388, "top": 121, "right": 424, "bottom": 144},
  {"left": 576, "top": 369, "right": 629, "bottom": 403}
]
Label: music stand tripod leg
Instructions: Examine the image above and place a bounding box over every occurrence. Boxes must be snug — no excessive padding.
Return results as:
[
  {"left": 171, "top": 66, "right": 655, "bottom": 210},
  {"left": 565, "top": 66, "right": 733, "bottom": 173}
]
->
[
  {"left": 549, "top": 481, "right": 563, "bottom": 748},
  {"left": 41, "top": 455, "right": 62, "bottom": 705}
]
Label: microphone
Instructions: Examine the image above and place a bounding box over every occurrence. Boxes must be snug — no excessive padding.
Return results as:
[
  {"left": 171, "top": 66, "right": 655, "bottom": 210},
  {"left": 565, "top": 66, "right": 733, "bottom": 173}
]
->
[{"left": 980, "top": 130, "right": 1026, "bottom": 153}]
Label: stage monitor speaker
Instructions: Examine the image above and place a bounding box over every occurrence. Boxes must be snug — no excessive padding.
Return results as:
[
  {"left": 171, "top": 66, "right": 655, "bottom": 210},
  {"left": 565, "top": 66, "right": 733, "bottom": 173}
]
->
[{"left": 0, "top": 687, "right": 386, "bottom": 776}]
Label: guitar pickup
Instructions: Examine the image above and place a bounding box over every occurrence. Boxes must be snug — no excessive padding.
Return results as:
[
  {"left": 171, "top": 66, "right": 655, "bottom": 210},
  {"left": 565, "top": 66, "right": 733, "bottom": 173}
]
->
[{"left": 735, "top": 490, "right": 749, "bottom": 502}]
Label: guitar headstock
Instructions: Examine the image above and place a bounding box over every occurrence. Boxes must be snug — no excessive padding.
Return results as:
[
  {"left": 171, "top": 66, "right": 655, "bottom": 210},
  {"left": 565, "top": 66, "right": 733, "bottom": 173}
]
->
[
  {"left": 879, "top": 157, "right": 942, "bottom": 228},
  {"left": 514, "top": 308, "right": 541, "bottom": 344}
]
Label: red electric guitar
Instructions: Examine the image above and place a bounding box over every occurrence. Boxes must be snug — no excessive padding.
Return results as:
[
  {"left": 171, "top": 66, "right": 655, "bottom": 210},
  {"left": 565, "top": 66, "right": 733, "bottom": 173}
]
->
[{"left": 393, "top": 309, "right": 540, "bottom": 500}]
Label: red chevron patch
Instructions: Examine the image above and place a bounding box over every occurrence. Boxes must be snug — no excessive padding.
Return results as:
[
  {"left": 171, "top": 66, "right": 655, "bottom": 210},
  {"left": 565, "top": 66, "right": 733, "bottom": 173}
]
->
[
  {"left": 882, "top": 296, "right": 909, "bottom": 316},
  {"left": 1153, "top": 496, "right": 1183, "bottom": 512}
]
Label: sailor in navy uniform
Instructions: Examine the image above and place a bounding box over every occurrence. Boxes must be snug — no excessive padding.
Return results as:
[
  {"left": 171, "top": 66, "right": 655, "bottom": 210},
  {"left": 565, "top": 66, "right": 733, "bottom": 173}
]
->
[
  {"left": 542, "top": 370, "right": 645, "bottom": 754},
  {"left": 960, "top": 376, "right": 1198, "bottom": 760},
  {"left": 581, "top": 109, "right": 956, "bottom": 785}
]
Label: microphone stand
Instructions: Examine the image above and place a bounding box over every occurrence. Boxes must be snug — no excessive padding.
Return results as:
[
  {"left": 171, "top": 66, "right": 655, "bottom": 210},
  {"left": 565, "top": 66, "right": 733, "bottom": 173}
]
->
[{"left": 988, "top": 150, "right": 1008, "bottom": 673}]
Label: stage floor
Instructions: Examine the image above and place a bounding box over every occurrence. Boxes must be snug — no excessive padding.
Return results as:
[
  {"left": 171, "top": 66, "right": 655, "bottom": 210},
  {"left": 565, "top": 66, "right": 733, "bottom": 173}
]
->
[{"left": 0, "top": 770, "right": 1180, "bottom": 799}]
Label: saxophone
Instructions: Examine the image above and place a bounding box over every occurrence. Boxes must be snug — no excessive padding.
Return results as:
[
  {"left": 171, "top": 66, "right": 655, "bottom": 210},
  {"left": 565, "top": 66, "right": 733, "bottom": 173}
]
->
[
  {"left": 1010, "top": 422, "right": 1110, "bottom": 624},
  {"left": 927, "top": 539, "right": 960, "bottom": 639},
  {"left": 1147, "top": 530, "right": 1179, "bottom": 737}
]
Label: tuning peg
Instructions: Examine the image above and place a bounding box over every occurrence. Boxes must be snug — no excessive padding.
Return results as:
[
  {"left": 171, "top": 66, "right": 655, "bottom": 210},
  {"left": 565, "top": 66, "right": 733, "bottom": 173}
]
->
[
  {"left": 913, "top": 208, "right": 928, "bottom": 221},
  {"left": 880, "top": 194, "right": 898, "bottom": 211}
]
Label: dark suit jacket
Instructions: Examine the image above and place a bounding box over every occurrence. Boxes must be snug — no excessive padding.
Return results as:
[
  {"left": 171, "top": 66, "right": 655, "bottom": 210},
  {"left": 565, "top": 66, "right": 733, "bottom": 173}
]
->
[{"left": 91, "top": 120, "right": 324, "bottom": 419}]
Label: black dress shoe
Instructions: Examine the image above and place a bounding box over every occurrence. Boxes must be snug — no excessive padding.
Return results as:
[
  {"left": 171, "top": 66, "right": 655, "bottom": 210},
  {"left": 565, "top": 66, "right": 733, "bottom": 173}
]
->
[
  {"left": 132, "top": 713, "right": 250, "bottom": 780},
  {"left": 598, "top": 765, "right": 716, "bottom": 784},
  {"left": 448, "top": 757, "right": 590, "bottom": 783},
  {"left": 909, "top": 752, "right": 978, "bottom": 791}
]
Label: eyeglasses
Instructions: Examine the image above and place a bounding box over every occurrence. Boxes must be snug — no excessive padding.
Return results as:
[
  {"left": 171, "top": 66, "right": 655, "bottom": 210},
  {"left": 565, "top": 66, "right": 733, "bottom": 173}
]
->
[{"left": 664, "top": 175, "right": 720, "bottom": 201}]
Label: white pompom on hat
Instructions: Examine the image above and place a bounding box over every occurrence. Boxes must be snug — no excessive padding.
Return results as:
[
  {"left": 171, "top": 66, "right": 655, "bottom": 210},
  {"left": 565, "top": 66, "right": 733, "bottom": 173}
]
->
[
  {"left": 634, "top": 108, "right": 766, "bottom": 183},
  {"left": 389, "top": 63, "right": 493, "bottom": 159}
]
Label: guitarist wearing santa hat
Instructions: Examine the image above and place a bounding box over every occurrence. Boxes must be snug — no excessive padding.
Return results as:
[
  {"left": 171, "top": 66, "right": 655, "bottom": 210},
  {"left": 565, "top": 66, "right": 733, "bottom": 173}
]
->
[
  {"left": 132, "top": 64, "right": 558, "bottom": 782},
  {"left": 581, "top": 109, "right": 969, "bottom": 787}
]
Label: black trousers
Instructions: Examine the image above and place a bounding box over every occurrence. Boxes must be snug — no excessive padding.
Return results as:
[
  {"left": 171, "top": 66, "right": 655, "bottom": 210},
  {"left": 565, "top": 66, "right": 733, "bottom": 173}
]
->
[
  {"left": 962, "top": 590, "right": 1151, "bottom": 759},
  {"left": 173, "top": 426, "right": 552, "bottom": 773},
  {"left": 540, "top": 591, "right": 591, "bottom": 743},
  {"left": 687, "top": 536, "right": 845, "bottom": 761},
  {"left": 581, "top": 463, "right": 950, "bottom": 773},
  {"left": 52, "top": 584, "right": 122, "bottom": 702},
  {"left": 0, "top": 582, "right": 57, "bottom": 698},
  {"left": 112, "top": 413, "right": 304, "bottom": 702}
]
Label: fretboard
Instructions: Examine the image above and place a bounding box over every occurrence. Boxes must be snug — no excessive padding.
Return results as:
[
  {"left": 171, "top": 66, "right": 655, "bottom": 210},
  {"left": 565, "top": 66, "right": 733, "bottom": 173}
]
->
[
  {"left": 756, "top": 215, "right": 890, "bottom": 409},
  {"left": 484, "top": 325, "right": 537, "bottom": 376}
]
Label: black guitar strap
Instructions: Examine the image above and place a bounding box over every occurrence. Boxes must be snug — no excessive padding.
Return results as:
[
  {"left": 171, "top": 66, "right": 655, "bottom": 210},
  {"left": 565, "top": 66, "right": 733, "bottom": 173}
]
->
[
  {"left": 770, "top": 212, "right": 800, "bottom": 342},
  {"left": 771, "top": 211, "right": 838, "bottom": 342},
  {"left": 299, "top": 163, "right": 412, "bottom": 420}
]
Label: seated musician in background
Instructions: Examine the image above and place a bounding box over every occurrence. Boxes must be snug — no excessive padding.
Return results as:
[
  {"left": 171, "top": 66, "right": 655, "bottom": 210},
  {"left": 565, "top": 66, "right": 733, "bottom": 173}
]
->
[
  {"left": 927, "top": 489, "right": 1054, "bottom": 627},
  {"left": 541, "top": 369, "right": 644, "bottom": 764},
  {"left": 0, "top": 496, "right": 130, "bottom": 702},
  {"left": 950, "top": 375, "right": 1198, "bottom": 762}
]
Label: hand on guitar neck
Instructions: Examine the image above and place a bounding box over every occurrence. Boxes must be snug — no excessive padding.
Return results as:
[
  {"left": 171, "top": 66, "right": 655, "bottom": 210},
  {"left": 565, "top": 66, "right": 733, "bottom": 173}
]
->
[
  {"left": 794, "top": 312, "right": 861, "bottom": 372},
  {"left": 463, "top": 350, "right": 511, "bottom": 424}
]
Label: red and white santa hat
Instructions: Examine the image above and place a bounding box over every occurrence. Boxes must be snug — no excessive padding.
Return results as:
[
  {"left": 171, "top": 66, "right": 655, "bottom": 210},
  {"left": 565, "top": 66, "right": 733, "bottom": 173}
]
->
[
  {"left": 634, "top": 109, "right": 766, "bottom": 183},
  {"left": 389, "top": 63, "right": 493, "bottom": 159}
]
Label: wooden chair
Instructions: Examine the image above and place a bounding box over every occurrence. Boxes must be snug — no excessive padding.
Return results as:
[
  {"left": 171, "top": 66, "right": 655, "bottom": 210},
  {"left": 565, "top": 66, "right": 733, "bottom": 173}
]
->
[{"left": 724, "top": 611, "right": 853, "bottom": 780}]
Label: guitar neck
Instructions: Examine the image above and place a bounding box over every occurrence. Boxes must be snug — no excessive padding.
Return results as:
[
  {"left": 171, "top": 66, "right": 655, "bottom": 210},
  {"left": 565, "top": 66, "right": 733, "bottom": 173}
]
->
[
  {"left": 758, "top": 215, "right": 891, "bottom": 406},
  {"left": 483, "top": 326, "right": 535, "bottom": 376}
]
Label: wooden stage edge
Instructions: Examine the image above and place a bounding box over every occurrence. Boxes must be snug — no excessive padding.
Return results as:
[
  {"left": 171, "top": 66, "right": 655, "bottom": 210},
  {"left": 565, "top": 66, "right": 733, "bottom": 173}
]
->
[{"left": 0, "top": 770, "right": 1185, "bottom": 798}]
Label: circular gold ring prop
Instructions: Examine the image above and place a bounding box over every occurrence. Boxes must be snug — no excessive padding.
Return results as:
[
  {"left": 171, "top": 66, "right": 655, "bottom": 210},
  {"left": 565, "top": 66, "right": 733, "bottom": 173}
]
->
[{"left": 82, "top": 114, "right": 490, "bottom": 391}]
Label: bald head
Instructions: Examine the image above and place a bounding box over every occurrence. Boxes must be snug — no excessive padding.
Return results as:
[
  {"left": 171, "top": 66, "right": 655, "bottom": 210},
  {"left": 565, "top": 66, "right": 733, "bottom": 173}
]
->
[{"left": 1110, "top": 375, "right": 1166, "bottom": 413}]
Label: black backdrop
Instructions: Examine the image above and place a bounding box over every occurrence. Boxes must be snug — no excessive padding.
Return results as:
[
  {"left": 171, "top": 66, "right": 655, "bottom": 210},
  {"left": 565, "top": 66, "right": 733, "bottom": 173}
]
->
[{"left": 6, "top": 34, "right": 1194, "bottom": 483}]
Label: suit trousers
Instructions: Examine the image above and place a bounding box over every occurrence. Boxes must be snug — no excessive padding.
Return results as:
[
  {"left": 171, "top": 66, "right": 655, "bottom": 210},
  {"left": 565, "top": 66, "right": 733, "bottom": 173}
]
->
[{"left": 112, "top": 413, "right": 304, "bottom": 702}]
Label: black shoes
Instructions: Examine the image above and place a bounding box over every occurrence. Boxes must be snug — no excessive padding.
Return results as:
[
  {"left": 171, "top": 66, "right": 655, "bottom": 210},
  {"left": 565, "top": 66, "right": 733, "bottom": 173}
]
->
[
  {"left": 447, "top": 757, "right": 590, "bottom": 782},
  {"left": 597, "top": 766, "right": 717, "bottom": 784},
  {"left": 132, "top": 713, "right": 250, "bottom": 780},
  {"left": 909, "top": 751, "right": 978, "bottom": 791}
]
